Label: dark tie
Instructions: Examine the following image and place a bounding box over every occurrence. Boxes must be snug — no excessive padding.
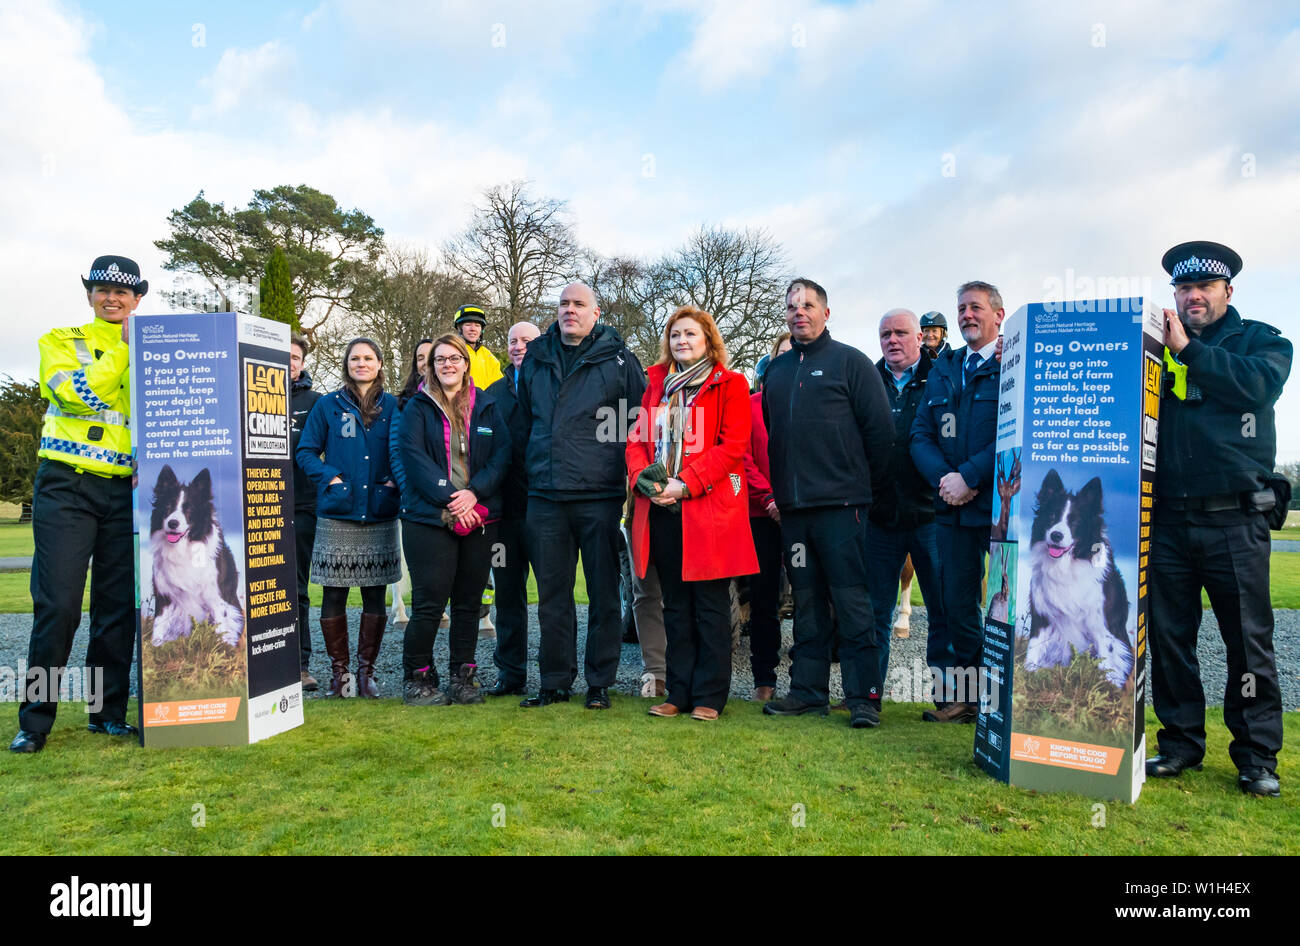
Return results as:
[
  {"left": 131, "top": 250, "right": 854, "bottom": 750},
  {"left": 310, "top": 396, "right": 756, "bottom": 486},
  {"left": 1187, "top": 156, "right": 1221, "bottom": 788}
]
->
[{"left": 965, "top": 352, "right": 981, "bottom": 387}]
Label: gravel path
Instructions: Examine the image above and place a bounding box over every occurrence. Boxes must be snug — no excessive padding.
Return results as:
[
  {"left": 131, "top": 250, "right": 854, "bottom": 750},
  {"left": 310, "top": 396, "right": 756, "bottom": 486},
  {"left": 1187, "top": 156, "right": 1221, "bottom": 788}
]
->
[{"left": 1, "top": 606, "right": 1296, "bottom": 711}]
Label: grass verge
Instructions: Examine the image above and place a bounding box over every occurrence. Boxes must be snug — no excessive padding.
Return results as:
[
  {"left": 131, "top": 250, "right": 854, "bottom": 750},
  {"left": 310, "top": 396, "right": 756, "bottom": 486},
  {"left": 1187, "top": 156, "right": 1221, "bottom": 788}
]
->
[{"left": 0, "top": 698, "right": 1293, "bottom": 855}]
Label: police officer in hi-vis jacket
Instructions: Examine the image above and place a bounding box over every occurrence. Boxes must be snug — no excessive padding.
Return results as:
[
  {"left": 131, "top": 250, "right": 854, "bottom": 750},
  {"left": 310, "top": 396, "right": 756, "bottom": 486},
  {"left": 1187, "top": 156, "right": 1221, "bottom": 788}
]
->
[{"left": 11, "top": 256, "right": 146, "bottom": 753}]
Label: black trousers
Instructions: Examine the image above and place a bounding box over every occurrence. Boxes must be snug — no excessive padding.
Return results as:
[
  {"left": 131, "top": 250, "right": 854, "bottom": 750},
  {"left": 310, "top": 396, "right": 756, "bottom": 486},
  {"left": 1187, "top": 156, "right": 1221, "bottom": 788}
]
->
[
  {"left": 936, "top": 520, "right": 990, "bottom": 698},
  {"left": 526, "top": 495, "right": 623, "bottom": 690},
  {"left": 650, "top": 504, "right": 733, "bottom": 712},
  {"left": 748, "top": 515, "right": 783, "bottom": 689},
  {"left": 491, "top": 516, "right": 530, "bottom": 686},
  {"left": 402, "top": 519, "right": 497, "bottom": 678},
  {"left": 1149, "top": 514, "right": 1282, "bottom": 771},
  {"left": 21, "top": 461, "right": 134, "bottom": 734},
  {"left": 293, "top": 508, "right": 316, "bottom": 671},
  {"left": 781, "top": 505, "right": 880, "bottom": 708}
]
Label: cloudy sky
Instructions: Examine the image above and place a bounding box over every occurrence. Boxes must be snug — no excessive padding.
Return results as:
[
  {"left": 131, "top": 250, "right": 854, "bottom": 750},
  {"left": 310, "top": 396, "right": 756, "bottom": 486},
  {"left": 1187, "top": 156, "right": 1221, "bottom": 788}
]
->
[{"left": 3, "top": 0, "right": 1299, "bottom": 457}]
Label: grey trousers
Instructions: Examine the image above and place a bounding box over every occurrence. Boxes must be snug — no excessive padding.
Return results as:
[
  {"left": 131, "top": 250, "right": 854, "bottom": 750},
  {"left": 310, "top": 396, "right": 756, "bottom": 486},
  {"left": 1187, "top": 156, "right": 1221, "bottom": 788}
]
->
[{"left": 627, "top": 524, "right": 667, "bottom": 679}]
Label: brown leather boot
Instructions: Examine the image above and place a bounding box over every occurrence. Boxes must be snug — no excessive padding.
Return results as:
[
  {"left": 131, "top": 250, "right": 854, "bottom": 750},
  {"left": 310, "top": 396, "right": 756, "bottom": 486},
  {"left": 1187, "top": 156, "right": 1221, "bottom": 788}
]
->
[
  {"left": 356, "top": 612, "right": 386, "bottom": 699},
  {"left": 320, "top": 615, "right": 351, "bottom": 698}
]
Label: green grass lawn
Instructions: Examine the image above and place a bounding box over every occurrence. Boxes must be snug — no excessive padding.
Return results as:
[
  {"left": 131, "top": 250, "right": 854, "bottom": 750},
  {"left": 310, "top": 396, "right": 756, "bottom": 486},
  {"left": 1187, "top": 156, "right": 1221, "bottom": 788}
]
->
[{"left": 0, "top": 699, "right": 1293, "bottom": 855}]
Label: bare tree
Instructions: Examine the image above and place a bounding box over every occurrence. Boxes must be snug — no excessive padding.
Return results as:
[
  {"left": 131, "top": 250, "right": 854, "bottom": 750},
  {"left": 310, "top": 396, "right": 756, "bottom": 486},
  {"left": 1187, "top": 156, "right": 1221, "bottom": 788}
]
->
[
  {"left": 310, "top": 245, "right": 477, "bottom": 391},
  {"left": 581, "top": 253, "right": 670, "bottom": 368},
  {"left": 655, "top": 225, "right": 789, "bottom": 371},
  {"left": 444, "top": 180, "right": 581, "bottom": 343}
]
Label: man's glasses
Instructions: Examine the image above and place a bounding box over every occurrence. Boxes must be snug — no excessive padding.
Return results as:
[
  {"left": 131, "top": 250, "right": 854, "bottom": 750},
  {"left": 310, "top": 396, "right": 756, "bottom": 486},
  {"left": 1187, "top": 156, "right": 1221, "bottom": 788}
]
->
[{"left": 433, "top": 355, "right": 465, "bottom": 366}]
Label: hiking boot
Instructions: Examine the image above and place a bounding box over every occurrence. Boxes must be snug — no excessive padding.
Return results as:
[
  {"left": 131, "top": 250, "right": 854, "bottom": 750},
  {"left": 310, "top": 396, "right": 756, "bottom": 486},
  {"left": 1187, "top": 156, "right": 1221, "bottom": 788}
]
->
[
  {"left": 850, "top": 704, "right": 881, "bottom": 729},
  {"left": 922, "top": 702, "right": 977, "bottom": 723},
  {"left": 402, "top": 670, "right": 449, "bottom": 707},
  {"left": 446, "top": 663, "right": 485, "bottom": 705},
  {"left": 762, "top": 695, "right": 829, "bottom": 717}
]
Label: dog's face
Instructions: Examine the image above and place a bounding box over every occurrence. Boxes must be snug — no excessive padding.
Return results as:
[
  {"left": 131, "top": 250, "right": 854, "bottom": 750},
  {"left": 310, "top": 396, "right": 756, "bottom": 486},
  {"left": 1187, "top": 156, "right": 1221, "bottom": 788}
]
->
[
  {"left": 1031, "top": 470, "right": 1105, "bottom": 562},
  {"left": 150, "top": 466, "right": 215, "bottom": 545}
]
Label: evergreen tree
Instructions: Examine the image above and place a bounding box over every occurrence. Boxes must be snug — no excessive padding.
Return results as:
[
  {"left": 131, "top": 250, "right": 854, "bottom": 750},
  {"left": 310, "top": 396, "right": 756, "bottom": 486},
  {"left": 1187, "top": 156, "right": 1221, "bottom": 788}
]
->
[{"left": 259, "top": 246, "right": 299, "bottom": 330}]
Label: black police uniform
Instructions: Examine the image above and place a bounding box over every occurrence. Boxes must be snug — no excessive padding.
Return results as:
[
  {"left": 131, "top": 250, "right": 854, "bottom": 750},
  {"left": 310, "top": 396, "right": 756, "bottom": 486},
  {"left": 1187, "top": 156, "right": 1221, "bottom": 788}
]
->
[
  {"left": 290, "top": 369, "right": 322, "bottom": 673},
  {"left": 1150, "top": 299, "right": 1291, "bottom": 779}
]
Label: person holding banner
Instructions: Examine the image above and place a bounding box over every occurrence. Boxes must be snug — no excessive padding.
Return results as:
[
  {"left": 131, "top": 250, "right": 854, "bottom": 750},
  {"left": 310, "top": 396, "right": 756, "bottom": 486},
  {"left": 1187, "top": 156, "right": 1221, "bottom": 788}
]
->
[
  {"left": 1147, "top": 241, "right": 1292, "bottom": 798},
  {"left": 909, "top": 280, "right": 1003, "bottom": 723},
  {"left": 393, "top": 334, "right": 511, "bottom": 705},
  {"left": 11, "top": 255, "right": 145, "bottom": 753},
  {"left": 626, "top": 306, "right": 757, "bottom": 720},
  {"left": 296, "top": 338, "right": 401, "bottom": 699}
]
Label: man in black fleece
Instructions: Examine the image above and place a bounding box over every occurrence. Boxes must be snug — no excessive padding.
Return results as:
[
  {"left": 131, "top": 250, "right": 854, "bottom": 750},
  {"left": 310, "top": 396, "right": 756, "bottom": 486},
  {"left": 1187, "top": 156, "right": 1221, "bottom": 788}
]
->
[
  {"left": 515, "top": 283, "right": 646, "bottom": 709},
  {"left": 762, "top": 278, "right": 894, "bottom": 728}
]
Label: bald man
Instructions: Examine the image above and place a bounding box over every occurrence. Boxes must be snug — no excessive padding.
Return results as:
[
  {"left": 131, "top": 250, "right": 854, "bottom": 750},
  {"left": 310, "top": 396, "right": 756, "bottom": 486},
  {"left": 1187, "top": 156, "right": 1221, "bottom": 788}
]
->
[
  {"left": 483, "top": 321, "right": 542, "bottom": 695},
  {"left": 867, "top": 309, "right": 952, "bottom": 715},
  {"left": 515, "top": 284, "right": 646, "bottom": 708}
]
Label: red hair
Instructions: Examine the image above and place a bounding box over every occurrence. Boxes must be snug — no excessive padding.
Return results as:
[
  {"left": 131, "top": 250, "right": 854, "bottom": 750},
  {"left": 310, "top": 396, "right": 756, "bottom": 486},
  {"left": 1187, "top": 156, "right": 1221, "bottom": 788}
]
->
[{"left": 657, "top": 306, "right": 728, "bottom": 369}]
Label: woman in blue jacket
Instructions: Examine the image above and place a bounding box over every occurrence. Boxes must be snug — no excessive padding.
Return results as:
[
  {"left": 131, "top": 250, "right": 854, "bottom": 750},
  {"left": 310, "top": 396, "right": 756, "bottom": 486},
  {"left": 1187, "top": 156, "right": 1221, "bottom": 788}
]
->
[
  {"left": 392, "top": 333, "right": 511, "bottom": 706},
  {"left": 297, "top": 337, "right": 400, "bottom": 699}
]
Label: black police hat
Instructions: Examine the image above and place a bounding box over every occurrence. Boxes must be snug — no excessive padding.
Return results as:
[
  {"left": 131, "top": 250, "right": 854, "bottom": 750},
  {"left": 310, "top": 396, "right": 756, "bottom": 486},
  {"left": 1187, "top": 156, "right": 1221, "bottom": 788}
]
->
[
  {"left": 919, "top": 311, "right": 947, "bottom": 329},
  {"left": 1161, "top": 241, "right": 1242, "bottom": 286},
  {"left": 453, "top": 304, "right": 487, "bottom": 327},
  {"left": 81, "top": 255, "right": 148, "bottom": 296}
]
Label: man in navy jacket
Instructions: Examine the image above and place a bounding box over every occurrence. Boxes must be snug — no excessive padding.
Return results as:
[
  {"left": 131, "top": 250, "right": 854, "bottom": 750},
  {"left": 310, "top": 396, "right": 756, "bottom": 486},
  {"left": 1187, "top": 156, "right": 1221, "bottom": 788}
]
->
[
  {"left": 514, "top": 284, "right": 646, "bottom": 709},
  {"left": 762, "top": 278, "right": 894, "bottom": 729},
  {"left": 910, "top": 280, "right": 1003, "bottom": 722}
]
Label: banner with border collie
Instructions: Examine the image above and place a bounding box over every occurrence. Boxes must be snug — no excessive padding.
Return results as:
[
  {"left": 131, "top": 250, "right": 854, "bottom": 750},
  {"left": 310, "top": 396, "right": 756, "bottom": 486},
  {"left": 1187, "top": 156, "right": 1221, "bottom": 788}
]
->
[{"left": 973, "top": 296, "right": 1163, "bottom": 803}]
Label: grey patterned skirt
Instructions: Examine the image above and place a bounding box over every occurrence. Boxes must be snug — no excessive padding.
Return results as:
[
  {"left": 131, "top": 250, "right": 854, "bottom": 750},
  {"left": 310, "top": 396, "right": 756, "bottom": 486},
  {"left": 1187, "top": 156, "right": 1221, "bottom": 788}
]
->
[{"left": 310, "top": 517, "right": 402, "bottom": 587}]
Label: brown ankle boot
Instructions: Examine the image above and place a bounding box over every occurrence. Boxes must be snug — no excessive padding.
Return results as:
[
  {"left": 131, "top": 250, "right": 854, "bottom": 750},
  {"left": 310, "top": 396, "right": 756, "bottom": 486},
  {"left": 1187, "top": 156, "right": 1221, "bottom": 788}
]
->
[
  {"left": 320, "top": 614, "right": 351, "bottom": 698},
  {"left": 356, "top": 612, "right": 386, "bottom": 699}
]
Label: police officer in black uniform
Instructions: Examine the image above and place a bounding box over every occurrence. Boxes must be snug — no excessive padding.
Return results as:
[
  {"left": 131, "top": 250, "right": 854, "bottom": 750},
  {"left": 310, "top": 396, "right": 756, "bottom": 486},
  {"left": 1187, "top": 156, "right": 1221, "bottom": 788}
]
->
[
  {"left": 1146, "top": 241, "right": 1291, "bottom": 798},
  {"left": 289, "top": 333, "right": 323, "bottom": 691},
  {"left": 919, "top": 312, "right": 950, "bottom": 360}
]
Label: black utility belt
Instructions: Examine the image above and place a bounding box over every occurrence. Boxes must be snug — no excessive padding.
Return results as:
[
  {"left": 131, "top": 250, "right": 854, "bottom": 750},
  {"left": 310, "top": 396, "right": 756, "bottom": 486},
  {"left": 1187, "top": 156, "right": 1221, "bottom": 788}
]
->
[{"left": 1157, "top": 491, "right": 1274, "bottom": 513}]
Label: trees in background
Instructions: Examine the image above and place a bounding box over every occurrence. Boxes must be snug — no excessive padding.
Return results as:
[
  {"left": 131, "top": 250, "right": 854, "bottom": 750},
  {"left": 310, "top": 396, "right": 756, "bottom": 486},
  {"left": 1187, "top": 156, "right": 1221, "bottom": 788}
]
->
[{"left": 0, "top": 376, "right": 44, "bottom": 520}]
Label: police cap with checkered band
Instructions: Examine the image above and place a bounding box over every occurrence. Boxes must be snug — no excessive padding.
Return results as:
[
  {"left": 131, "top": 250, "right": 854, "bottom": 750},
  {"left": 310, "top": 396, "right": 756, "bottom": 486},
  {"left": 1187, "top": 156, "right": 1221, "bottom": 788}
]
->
[
  {"left": 1161, "top": 241, "right": 1242, "bottom": 286},
  {"left": 81, "top": 255, "right": 148, "bottom": 296}
]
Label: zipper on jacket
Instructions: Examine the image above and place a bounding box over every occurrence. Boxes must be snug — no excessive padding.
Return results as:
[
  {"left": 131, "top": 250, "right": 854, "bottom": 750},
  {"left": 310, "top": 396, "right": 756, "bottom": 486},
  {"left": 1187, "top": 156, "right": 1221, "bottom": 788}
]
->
[{"left": 789, "top": 349, "right": 805, "bottom": 506}]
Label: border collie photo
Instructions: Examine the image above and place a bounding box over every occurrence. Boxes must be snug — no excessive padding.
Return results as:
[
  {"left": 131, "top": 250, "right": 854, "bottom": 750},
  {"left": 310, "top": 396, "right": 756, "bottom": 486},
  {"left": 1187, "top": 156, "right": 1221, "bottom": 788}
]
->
[
  {"left": 1022, "top": 469, "right": 1132, "bottom": 688},
  {"left": 148, "top": 465, "right": 245, "bottom": 647}
]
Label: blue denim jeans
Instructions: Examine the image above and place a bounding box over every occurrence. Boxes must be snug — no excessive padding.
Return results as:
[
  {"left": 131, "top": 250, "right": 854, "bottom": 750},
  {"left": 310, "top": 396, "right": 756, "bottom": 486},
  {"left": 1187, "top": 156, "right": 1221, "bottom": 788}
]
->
[{"left": 864, "top": 519, "right": 953, "bottom": 706}]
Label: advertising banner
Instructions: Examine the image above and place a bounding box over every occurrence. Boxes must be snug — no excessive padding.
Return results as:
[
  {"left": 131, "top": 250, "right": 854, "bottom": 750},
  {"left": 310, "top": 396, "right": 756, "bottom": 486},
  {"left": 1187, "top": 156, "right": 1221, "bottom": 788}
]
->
[
  {"left": 973, "top": 297, "right": 1163, "bottom": 802},
  {"left": 131, "top": 312, "right": 302, "bottom": 747}
]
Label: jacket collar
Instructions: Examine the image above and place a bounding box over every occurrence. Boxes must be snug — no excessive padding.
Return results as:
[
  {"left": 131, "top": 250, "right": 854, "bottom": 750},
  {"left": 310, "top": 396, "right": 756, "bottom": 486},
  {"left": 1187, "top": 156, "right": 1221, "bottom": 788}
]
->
[
  {"left": 876, "top": 353, "right": 931, "bottom": 389},
  {"left": 531, "top": 321, "right": 626, "bottom": 366},
  {"left": 293, "top": 368, "right": 314, "bottom": 392},
  {"left": 648, "top": 360, "right": 725, "bottom": 394},
  {"left": 791, "top": 328, "right": 832, "bottom": 356}
]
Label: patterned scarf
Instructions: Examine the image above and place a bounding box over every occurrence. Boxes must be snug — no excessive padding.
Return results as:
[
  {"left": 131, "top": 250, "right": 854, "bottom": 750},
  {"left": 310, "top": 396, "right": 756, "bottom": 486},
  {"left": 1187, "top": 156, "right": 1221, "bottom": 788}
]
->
[{"left": 655, "top": 358, "right": 713, "bottom": 477}]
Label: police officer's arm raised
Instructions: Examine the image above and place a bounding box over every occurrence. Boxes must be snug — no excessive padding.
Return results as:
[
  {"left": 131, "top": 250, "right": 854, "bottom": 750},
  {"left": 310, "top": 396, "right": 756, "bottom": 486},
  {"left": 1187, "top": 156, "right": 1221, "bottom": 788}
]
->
[{"left": 1164, "top": 308, "right": 1292, "bottom": 407}]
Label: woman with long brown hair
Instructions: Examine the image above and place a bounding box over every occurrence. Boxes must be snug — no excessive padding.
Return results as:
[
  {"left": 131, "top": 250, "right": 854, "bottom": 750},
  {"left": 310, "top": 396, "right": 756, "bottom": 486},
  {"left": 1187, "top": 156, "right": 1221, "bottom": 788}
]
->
[
  {"left": 296, "top": 337, "right": 401, "bottom": 698},
  {"left": 392, "top": 334, "right": 511, "bottom": 705},
  {"left": 626, "top": 306, "right": 757, "bottom": 720}
]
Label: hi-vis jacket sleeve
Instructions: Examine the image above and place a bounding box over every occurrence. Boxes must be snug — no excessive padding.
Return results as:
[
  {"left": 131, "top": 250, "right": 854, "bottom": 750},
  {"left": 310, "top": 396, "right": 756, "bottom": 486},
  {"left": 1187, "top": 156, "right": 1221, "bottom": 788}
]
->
[{"left": 39, "top": 331, "right": 130, "bottom": 415}]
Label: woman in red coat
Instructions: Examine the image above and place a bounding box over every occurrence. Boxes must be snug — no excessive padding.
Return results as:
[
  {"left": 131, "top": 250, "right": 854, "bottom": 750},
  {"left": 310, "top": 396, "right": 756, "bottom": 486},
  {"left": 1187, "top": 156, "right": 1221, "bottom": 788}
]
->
[{"left": 626, "top": 305, "right": 758, "bottom": 720}]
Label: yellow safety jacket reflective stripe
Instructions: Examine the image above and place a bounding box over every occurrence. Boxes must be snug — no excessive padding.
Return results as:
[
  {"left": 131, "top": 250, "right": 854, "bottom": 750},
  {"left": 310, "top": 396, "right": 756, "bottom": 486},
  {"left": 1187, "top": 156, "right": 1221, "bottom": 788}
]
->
[
  {"left": 37, "top": 317, "right": 132, "bottom": 477},
  {"left": 466, "top": 343, "right": 504, "bottom": 390}
]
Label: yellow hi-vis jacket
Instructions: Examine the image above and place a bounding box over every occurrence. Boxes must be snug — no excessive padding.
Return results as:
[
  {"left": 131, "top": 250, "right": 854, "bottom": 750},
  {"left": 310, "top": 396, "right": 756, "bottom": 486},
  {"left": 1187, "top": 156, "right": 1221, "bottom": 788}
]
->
[
  {"left": 37, "top": 316, "right": 133, "bottom": 477},
  {"left": 466, "top": 342, "right": 504, "bottom": 390}
]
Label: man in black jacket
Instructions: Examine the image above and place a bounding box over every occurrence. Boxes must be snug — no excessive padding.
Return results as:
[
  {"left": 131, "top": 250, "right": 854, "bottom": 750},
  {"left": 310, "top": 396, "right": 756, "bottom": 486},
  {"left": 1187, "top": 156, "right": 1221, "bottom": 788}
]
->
[
  {"left": 1146, "top": 241, "right": 1291, "bottom": 798},
  {"left": 515, "top": 283, "right": 646, "bottom": 709},
  {"left": 484, "top": 320, "right": 540, "bottom": 696},
  {"left": 910, "top": 281, "right": 1003, "bottom": 722},
  {"left": 762, "top": 278, "right": 894, "bottom": 728},
  {"left": 290, "top": 334, "right": 323, "bottom": 691},
  {"left": 867, "top": 309, "right": 952, "bottom": 713}
]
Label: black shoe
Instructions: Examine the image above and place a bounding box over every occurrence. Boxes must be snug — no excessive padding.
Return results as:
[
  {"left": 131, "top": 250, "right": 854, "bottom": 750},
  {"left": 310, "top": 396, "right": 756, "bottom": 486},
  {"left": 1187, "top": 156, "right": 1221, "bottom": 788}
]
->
[
  {"left": 87, "top": 720, "right": 139, "bottom": 737},
  {"left": 762, "top": 695, "right": 829, "bottom": 717},
  {"left": 486, "top": 679, "right": 528, "bottom": 697},
  {"left": 520, "top": 688, "right": 571, "bottom": 708},
  {"left": 850, "top": 704, "right": 880, "bottom": 729},
  {"left": 9, "top": 730, "right": 46, "bottom": 753},
  {"left": 1145, "top": 753, "right": 1202, "bottom": 778},
  {"left": 1238, "top": 767, "right": 1281, "bottom": 798},
  {"left": 584, "top": 687, "right": 611, "bottom": 710}
]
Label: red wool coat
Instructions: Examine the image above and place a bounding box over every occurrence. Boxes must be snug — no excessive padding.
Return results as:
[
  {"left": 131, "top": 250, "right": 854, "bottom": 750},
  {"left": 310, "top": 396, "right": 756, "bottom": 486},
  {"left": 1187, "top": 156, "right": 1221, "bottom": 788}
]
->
[{"left": 626, "top": 362, "right": 759, "bottom": 582}]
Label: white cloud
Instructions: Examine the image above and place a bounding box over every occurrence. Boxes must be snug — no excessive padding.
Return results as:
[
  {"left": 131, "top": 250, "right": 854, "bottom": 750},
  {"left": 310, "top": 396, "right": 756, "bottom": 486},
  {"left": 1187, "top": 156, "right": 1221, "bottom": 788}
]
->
[{"left": 193, "top": 41, "right": 292, "bottom": 119}]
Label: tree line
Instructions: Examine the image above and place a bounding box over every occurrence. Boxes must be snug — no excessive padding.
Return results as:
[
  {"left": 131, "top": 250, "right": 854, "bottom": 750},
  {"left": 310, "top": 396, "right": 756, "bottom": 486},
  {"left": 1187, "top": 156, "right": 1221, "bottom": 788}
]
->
[{"left": 155, "top": 179, "right": 789, "bottom": 386}]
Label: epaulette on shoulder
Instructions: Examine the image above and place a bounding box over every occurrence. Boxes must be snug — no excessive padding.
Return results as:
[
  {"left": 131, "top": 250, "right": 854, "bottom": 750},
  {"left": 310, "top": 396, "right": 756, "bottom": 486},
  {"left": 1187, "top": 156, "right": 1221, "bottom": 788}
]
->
[
  {"left": 1242, "top": 319, "right": 1282, "bottom": 336},
  {"left": 48, "top": 326, "right": 87, "bottom": 338}
]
